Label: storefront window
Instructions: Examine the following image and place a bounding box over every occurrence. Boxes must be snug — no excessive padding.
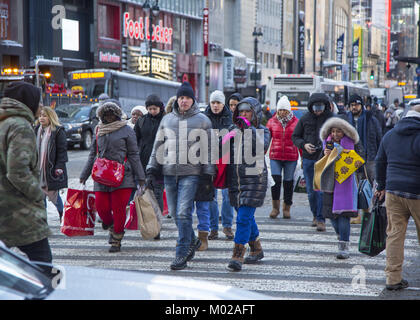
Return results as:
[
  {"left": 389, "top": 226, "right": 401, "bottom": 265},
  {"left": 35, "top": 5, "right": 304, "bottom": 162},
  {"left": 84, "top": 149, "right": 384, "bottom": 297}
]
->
[{"left": 98, "top": 4, "right": 120, "bottom": 40}]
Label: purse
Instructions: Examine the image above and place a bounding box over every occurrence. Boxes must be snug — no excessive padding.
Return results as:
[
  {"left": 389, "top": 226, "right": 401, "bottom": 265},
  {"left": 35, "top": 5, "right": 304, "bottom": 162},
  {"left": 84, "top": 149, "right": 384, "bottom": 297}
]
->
[
  {"left": 357, "top": 166, "right": 373, "bottom": 210},
  {"left": 91, "top": 129, "right": 126, "bottom": 187}
]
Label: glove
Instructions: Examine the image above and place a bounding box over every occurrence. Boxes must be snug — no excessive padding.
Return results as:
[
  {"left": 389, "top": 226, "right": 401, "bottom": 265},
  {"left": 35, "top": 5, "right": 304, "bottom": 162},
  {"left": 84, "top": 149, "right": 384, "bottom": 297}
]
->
[
  {"left": 236, "top": 116, "right": 251, "bottom": 130},
  {"left": 145, "top": 174, "right": 156, "bottom": 190}
]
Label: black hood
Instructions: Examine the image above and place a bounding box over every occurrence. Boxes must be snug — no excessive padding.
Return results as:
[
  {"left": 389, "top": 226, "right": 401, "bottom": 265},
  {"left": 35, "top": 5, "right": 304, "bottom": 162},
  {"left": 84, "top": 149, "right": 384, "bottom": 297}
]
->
[
  {"left": 394, "top": 116, "right": 420, "bottom": 136},
  {"left": 233, "top": 97, "right": 262, "bottom": 127},
  {"left": 307, "top": 93, "right": 331, "bottom": 114},
  {"left": 4, "top": 81, "right": 40, "bottom": 115},
  {"left": 227, "top": 93, "right": 243, "bottom": 105}
]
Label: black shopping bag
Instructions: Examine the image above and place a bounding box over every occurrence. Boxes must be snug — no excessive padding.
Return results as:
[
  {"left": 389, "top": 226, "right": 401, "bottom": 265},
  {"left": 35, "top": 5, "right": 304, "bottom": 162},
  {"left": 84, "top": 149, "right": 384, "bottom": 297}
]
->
[{"left": 358, "top": 199, "right": 387, "bottom": 257}]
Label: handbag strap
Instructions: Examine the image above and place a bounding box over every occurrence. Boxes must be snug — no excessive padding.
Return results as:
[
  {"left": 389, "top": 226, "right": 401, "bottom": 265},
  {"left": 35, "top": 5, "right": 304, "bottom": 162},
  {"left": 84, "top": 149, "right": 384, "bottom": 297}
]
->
[{"left": 95, "top": 127, "right": 127, "bottom": 163}]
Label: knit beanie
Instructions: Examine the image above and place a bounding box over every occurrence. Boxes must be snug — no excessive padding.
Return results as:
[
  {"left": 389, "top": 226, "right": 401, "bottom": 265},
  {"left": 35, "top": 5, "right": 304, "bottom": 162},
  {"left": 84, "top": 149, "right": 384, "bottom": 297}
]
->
[
  {"left": 210, "top": 90, "right": 225, "bottom": 105},
  {"left": 131, "top": 105, "right": 148, "bottom": 115},
  {"left": 276, "top": 95, "right": 291, "bottom": 112},
  {"left": 4, "top": 81, "right": 40, "bottom": 115},
  {"left": 349, "top": 94, "right": 364, "bottom": 106},
  {"left": 145, "top": 94, "right": 164, "bottom": 109},
  {"left": 176, "top": 82, "right": 195, "bottom": 102}
]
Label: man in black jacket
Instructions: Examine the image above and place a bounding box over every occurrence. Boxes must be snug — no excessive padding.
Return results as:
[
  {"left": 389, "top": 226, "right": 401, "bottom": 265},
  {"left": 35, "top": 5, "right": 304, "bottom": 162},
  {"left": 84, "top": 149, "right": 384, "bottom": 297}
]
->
[
  {"left": 292, "top": 93, "right": 333, "bottom": 231},
  {"left": 135, "top": 94, "right": 165, "bottom": 211}
]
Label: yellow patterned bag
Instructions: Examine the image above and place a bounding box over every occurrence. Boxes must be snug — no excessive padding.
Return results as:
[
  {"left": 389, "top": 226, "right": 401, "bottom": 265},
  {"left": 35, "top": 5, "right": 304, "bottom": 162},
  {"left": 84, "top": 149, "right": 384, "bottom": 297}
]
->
[{"left": 334, "top": 149, "right": 365, "bottom": 184}]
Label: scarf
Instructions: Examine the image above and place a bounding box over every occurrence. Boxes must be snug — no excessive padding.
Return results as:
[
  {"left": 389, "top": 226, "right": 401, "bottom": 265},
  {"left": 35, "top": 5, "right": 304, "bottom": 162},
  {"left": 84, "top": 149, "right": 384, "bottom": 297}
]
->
[
  {"left": 277, "top": 112, "right": 293, "bottom": 128},
  {"left": 96, "top": 120, "right": 128, "bottom": 136},
  {"left": 36, "top": 126, "right": 58, "bottom": 204}
]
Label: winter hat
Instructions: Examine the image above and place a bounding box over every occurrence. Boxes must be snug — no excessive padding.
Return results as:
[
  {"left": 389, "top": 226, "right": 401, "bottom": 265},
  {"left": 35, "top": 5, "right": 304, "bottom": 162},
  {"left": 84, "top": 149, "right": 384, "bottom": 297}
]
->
[
  {"left": 131, "top": 105, "right": 148, "bottom": 115},
  {"left": 349, "top": 94, "right": 364, "bottom": 106},
  {"left": 4, "top": 81, "right": 41, "bottom": 115},
  {"left": 98, "top": 93, "right": 110, "bottom": 103},
  {"left": 176, "top": 82, "right": 195, "bottom": 102},
  {"left": 145, "top": 94, "right": 164, "bottom": 109},
  {"left": 210, "top": 90, "right": 225, "bottom": 105},
  {"left": 97, "top": 99, "right": 123, "bottom": 120},
  {"left": 276, "top": 95, "right": 291, "bottom": 112}
]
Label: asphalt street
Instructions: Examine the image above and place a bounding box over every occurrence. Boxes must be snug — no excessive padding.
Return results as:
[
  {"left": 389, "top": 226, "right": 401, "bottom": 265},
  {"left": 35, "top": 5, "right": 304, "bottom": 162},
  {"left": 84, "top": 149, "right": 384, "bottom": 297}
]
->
[{"left": 43, "top": 149, "right": 420, "bottom": 300}]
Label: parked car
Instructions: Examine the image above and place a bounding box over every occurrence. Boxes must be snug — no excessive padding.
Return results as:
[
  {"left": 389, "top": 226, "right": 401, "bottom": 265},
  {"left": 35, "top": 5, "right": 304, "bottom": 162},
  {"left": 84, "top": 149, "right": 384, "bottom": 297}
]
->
[
  {"left": 55, "top": 103, "right": 99, "bottom": 150},
  {"left": 0, "top": 242, "right": 270, "bottom": 300}
]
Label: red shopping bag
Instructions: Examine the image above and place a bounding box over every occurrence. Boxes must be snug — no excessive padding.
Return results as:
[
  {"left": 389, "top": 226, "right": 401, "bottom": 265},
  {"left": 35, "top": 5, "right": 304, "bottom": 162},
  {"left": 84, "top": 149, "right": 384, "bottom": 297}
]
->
[
  {"left": 162, "top": 189, "right": 169, "bottom": 216},
  {"left": 213, "top": 151, "right": 230, "bottom": 189},
  {"left": 61, "top": 188, "right": 96, "bottom": 237},
  {"left": 124, "top": 201, "right": 139, "bottom": 230}
]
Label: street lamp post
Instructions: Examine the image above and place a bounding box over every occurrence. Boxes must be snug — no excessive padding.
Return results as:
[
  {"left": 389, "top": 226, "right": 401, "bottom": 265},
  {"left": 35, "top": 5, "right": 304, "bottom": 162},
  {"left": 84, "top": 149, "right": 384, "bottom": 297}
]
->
[
  {"left": 347, "top": 53, "right": 354, "bottom": 81},
  {"left": 252, "top": 27, "right": 263, "bottom": 98},
  {"left": 319, "top": 45, "right": 325, "bottom": 77},
  {"left": 143, "top": 0, "right": 160, "bottom": 78}
]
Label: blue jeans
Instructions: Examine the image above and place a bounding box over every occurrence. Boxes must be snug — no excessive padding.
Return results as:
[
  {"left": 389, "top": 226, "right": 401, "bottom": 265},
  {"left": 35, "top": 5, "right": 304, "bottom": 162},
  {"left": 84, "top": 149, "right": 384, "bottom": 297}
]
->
[
  {"left": 270, "top": 160, "right": 297, "bottom": 180},
  {"left": 44, "top": 193, "right": 64, "bottom": 213},
  {"left": 164, "top": 175, "right": 199, "bottom": 258},
  {"left": 302, "top": 158, "right": 324, "bottom": 223},
  {"left": 191, "top": 201, "right": 210, "bottom": 232},
  {"left": 330, "top": 216, "right": 351, "bottom": 241},
  {"left": 209, "top": 188, "right": 234, "bottom": 231},
  {"left": 234, "top": 206, "right": 259, "bottom": 245}
]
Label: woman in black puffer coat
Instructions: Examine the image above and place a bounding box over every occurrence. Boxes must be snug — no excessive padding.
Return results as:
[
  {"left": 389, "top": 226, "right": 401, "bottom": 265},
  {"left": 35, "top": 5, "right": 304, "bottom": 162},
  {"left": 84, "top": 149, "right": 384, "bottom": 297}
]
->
[
  {"left": 224, "top": 97, "right": 271, "bottom": 272},
  {"left": 36, "top": 106, "right": 68, "bottom": 222}
]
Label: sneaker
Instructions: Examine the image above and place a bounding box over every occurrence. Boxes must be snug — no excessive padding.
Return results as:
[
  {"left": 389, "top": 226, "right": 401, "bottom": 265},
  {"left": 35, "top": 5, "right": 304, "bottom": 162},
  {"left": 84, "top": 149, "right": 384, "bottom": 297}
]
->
[
  {"left": 208, "top": 230, "right": 219, "bottom": 240},
  {"left": 186, "top": 237, "right": 202, "bottom": 262},
  {"left": 386, "top": 279, "right": 409, "bottom": 291},
  {"left": 170, "top": 256, "right": 188, "bottom": 270},
  {"left": 316, "top": 221, "right": 326, "bottom": 232},
  {"left": 166, "top": 214, "right": 172, "bottom": 219},
  {"left": 223, "top": 227, "right": 234, "bottom": 240}
]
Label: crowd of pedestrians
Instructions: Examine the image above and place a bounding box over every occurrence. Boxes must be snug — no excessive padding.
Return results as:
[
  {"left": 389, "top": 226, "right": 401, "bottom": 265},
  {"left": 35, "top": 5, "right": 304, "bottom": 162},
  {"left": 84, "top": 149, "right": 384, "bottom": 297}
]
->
[{"left": 0, "top": 80, "right": 419, "bottom": 291}]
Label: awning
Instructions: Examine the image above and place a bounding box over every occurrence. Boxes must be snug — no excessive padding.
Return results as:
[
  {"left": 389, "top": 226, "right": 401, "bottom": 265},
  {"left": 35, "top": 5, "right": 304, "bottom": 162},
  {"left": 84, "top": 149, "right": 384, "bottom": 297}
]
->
[
  {"left": 224, "top": 48, "right": 247, "bottom": 70},
  {"left": 323, "top": 60, "right": 343, "bottom": 68}
]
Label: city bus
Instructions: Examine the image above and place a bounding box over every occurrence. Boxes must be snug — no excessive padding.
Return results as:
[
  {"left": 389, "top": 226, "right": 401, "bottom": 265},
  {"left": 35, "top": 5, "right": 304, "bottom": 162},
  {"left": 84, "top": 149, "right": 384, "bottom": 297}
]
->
[
  {"left": 68, "top": 69, "right": 181, "bottom": 115},
  {"left": 265, "top": 74, "right": 370, "bottom": 118}
]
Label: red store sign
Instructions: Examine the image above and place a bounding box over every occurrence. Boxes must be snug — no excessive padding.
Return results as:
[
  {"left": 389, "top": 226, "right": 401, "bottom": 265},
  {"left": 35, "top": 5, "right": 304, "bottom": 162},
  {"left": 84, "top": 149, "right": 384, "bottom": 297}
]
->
[
  {"left": 203, "top": 8, "right": 209, "bottom": 57},
  {"left": 123, "top": 11, "right": 173, "bottom": 45}
]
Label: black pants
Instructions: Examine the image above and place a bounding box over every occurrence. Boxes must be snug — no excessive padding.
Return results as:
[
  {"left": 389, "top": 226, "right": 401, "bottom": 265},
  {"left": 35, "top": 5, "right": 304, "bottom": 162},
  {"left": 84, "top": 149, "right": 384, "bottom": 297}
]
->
[
  {"left": 271, "top": 175, "right": 294, "bottom": 205},
  {"left": 17, "top": 237, "right": 53, "bottom": 272}
]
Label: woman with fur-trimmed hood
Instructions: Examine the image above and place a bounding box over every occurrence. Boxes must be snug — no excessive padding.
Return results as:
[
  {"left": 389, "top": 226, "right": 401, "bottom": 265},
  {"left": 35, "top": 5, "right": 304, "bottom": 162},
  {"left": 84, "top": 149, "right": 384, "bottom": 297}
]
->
[
  {"left": 316, "top": 117, "right": 360, "bottom": 260},
  {"left": 80, "top": 99, "right": 145, "bottom": 253}
]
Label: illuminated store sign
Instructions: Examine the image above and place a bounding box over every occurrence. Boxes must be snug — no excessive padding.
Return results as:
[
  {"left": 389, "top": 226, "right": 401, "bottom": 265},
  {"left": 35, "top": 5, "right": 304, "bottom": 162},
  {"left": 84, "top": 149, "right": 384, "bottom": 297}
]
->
[
  {"left": 127, "top": 47, "right": 174, "bottom": 81},
  {"left": 123, "top": 12, "right": 173, "bottom": 46}
]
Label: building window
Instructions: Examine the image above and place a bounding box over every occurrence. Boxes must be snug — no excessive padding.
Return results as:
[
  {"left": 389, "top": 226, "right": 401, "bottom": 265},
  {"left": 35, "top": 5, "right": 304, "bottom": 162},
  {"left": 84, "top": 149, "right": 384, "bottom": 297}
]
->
[{"left": 98, "top": 4, "right": 120, "bottom": 40}]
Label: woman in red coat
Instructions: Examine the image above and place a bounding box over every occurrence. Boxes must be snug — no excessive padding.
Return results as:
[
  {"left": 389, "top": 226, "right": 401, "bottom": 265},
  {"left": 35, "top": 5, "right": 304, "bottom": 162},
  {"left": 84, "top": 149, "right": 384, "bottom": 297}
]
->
[{"left": 266, "top": 95, "right": 299, "bottom": 219}]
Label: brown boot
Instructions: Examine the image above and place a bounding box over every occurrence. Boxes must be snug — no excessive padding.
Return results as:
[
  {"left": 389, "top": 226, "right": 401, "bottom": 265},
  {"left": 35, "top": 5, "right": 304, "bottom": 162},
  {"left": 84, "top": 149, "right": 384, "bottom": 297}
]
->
[
  {"left": 197, "top": 231, "right": 209, "bottom": 251},
  {"left": 283, "top": 202, "right": 291, "bottom": 219},
  {"left": 269, "top": 200, "right": 280, "bottom": 219},
  {"left": 109, "top": 231, "right": 124, "bottom": 253},
  {"left": 208, "top": 230, "right": 219, "bottom": 240},
  {"left": 223, "top": 227, "right": 234, "bottom": 240},
  {"left": 244, "top": 238, "right": 264, "bottom": 264},
  {"left": 351, "top": 213, "right": 362, "bottom": 224},
  {"left": 227, "top": 243, "right": 246, "bottom": 271}
]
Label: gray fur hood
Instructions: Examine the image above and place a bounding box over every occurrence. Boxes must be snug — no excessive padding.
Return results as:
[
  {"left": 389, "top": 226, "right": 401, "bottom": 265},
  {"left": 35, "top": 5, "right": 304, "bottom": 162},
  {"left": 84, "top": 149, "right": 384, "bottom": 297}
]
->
[{"left": 319, "top": 117, "right": 359, "bottom": 144}]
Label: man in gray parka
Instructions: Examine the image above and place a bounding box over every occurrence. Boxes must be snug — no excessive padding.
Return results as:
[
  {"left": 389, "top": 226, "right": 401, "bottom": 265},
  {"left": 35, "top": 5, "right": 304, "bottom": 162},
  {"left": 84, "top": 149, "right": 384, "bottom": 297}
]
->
[{"left": 147, "top": 82, "right": 216, "bottom": 270}]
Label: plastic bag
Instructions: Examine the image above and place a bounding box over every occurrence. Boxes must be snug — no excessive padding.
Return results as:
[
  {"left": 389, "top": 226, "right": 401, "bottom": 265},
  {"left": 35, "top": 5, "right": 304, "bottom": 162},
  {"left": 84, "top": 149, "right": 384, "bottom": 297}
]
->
[
  {"left": 61, "top": 188, "right": 96, "bottom": 237},
  {"left": 293, "top": 157, "right": 306, "bottom": 193},
  {"left": 358, "top": 199, "right": 387, "bottom": 257},
  {"left": 136, "top": 189, "right": 162, "bottom": 239}
]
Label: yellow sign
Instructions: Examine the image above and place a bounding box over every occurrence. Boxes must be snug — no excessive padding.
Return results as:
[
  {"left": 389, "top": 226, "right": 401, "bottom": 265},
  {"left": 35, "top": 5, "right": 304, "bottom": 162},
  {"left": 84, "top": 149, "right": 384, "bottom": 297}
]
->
[
  {"left": 138, "top": 56, "right": 170, "bottom": 75},
  {"left": 334, "top": 149, "right": 365, "bottom": 184},
  {"left": 290, "top": 100, "right": 299, "bottom": 107},
  {"left": 72, "top": 72, "right": 105, "bottom": 80}
]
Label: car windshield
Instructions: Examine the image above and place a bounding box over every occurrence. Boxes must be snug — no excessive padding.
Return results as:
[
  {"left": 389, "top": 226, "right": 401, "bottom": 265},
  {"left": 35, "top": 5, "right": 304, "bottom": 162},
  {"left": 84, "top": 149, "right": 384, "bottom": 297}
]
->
[
  {"left": 55, "top": 104, "right": 91, "bottom": 121},
  {"left": 0, "top": 247, "right": 51, "bottom": 299}
]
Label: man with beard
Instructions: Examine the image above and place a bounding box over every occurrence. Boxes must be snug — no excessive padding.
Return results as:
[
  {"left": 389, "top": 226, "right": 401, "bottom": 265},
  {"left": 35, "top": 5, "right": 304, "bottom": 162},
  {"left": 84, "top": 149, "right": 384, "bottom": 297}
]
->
[{"left": 346, "top": 94, "right": 382, "bottom": 223}]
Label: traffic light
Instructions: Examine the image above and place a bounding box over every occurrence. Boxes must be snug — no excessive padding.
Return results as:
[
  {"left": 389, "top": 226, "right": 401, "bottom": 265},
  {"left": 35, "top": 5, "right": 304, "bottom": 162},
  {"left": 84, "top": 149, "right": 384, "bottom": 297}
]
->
[{"left": 370, "top": 70, "right": 374, "bottom": 80}]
